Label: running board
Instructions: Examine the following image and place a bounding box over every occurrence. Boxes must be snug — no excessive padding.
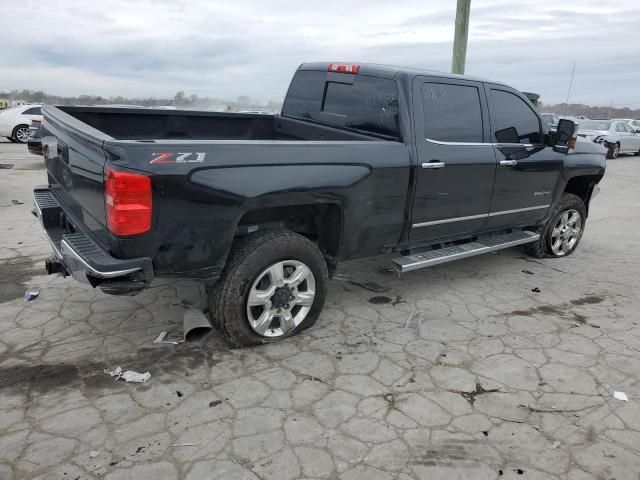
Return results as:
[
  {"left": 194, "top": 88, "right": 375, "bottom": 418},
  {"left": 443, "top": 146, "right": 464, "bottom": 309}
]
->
[{"left": 390, "top": 231, "right": 540, "bottom": 273}]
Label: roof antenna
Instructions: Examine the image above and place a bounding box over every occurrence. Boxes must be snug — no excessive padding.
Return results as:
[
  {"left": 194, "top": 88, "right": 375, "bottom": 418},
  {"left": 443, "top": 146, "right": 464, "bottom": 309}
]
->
[{"left": 563, "top": 62, "right": 576, "bottom": 117}]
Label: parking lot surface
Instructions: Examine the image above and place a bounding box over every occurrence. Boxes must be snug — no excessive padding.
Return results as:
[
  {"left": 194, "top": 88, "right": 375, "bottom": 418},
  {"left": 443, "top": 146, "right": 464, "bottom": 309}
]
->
[{"left": 1, "top": 139, "right": 640, "bottom": 480}]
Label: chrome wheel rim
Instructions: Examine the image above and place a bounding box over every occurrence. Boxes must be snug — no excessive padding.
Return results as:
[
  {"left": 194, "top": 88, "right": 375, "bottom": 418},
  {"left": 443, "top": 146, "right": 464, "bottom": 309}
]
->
[
  {"left": 550, "top": 208, "right": 582, "bottom": 256},
  {"left": 246, "top": 260, "right": 316, "bottom": 337},
  {"left": 16, "top": 127, "right": 29, "bottom": 142}
]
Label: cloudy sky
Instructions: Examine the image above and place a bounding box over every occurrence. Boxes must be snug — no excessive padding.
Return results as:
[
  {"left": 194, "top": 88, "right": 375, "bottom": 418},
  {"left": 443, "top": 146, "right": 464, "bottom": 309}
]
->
[{"left": 2, "top": 0, "right": 639, "bottom": 105}]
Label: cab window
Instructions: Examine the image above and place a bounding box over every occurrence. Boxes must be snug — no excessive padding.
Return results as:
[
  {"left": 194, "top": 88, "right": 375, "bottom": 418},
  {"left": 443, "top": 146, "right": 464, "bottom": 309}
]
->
[
  {"left": 491, "top": 89, "right": 542, "bottom": 144},
  {"left": 421, "top": 83, "right": 484, "bottom": 143}
]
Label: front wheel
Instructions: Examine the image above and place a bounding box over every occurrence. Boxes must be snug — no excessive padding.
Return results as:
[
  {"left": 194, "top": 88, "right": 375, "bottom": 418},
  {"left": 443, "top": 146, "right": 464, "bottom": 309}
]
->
[
  {"left": 606, "top": 142, "right": 620, "bottom": 159},
  {"left": 523, "top": 193, "right": 586, "bottom": 258},
  {"left": 208, "top": 230, "right": 328, "bottom": 347}
]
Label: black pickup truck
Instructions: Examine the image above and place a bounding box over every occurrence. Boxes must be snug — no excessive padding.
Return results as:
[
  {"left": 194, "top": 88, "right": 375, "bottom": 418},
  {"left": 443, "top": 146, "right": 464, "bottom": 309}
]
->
[{"left": 33, "top": 62, "right": 605, "bottom": 346}]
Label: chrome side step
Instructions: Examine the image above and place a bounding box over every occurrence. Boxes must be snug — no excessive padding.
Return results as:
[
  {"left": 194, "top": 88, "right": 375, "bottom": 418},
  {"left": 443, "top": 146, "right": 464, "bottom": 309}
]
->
[{"left": 390, "top": 231, "right": 540, "bottom": 273}]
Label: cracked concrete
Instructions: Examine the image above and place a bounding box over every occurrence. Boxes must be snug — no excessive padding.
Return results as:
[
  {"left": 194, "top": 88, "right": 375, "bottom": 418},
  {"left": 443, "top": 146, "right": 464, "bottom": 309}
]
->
[{"left": 1, "top": 139, "right": 640, "bottom": 479}]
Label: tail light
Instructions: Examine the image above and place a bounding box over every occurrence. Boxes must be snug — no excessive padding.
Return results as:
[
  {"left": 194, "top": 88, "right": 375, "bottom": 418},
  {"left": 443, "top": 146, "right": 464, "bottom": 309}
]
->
[
  {"left": 328, "top": 63, "right": 360, "bottom": 74},
  {"left": 105, "top": 167, "right": 152, "bottom": 236}
]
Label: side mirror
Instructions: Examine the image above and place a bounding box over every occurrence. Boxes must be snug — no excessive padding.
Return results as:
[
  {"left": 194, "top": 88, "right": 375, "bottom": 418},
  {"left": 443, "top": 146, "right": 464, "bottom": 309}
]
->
[{"left": 556, "top": 119, "right": 576, "bottom": 150}]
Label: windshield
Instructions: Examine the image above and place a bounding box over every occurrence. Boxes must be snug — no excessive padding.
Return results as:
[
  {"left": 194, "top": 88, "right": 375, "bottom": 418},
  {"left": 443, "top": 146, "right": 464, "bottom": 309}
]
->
[
  {"left": 632, "top": 120, "right": 640, "bottom": 127},
  {"left": 578, "top": 120, "right": 611, "bottom": 131}
]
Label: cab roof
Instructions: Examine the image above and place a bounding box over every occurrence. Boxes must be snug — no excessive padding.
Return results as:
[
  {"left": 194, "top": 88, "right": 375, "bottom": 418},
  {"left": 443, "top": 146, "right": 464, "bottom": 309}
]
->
[{"left": 299, "top": 62, "right": 507, "bottom": 86}]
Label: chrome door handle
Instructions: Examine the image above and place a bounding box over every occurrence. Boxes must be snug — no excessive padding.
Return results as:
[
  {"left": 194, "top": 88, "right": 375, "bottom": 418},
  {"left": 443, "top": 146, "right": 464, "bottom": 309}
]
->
[
  {"left": 422, "top": 162, "right": 445, "bottom": 169},
  {"left": 500, "top": 160, "right": 518, "bottom": 166}
]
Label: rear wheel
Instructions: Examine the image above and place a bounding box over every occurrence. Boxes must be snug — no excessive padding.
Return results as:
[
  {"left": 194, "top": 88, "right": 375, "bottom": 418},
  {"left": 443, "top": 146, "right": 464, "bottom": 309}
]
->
[
  {"left": 12, "top": 125, "right": 29, "bottom": 143},
  {"left": 523, "top": 193, "right": 586, "bottom": 258},
  {"left": 606, "top": 142, "right": 620, "bottom": 159},
  {"left": 207, "top": 230, "right": 328, "bottom": 347}
]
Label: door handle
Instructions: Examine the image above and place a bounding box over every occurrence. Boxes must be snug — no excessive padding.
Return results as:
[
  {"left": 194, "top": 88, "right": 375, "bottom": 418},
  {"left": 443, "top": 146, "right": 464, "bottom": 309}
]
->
[
  {"left": 422, "top": 161, "right": 445, "bottom": 169},
  {"left": 500, "top": 159, "right": 518, "bottom": 166}
]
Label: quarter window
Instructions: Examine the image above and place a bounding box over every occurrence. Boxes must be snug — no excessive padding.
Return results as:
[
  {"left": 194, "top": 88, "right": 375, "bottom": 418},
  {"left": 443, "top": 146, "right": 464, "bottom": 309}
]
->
[
  {"left": 491, "top": 90, "right": 542, "bottom": 144},
  {"left": 22, "top": 107, "right": 41, "bottom": 115},
  {"left": 421, "top": 83, "right": 483, "bottom": 143}
]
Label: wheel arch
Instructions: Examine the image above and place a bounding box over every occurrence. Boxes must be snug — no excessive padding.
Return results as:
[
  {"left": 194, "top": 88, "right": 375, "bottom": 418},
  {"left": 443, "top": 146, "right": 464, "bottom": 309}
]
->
[
  {"left": 236, "top": 203, "right": 344, "bottom": 260},
  {"left": 563, "top": 175, "right": 601, "bottom": 216}
]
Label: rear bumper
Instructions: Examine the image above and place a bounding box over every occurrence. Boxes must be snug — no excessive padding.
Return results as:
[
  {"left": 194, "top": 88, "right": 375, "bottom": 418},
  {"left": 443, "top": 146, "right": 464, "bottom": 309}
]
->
[{"left": 33, "top": 186, "right": 154, "bottom": 295}]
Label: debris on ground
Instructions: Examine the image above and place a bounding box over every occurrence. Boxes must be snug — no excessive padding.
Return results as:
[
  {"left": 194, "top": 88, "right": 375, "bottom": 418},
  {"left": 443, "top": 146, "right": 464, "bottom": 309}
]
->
[
  {"left": 12, "top": 199, "right": 24, "bottom": 205},
  {"left": 153, "top": 331, "right": 181, "bottom": 345},
  {"left": 0, "top": 164, "right": 14, "bottom": 169},
  {"left": 613, "top": 391, "right": 629, "bottom": 401},
  {"left": 89, "top": 451, "right": 100, "bottom": 458},
  {"left": 375, "top": 266, "right": 397, "bottom": 276},
  {"left": 522, "top": 270, "right": 535, "bottom": 275},
  {"left": 106, "top": 366, "right": 151, "bottom": 383},
  {"left": 550, "top": 441, "right": 561, "bottom": 449},
  {"left": 332, "top": 273, "right": 390, "bottom": 292},
  {"left": 348, "top": 278, "right": 389, "bottom": 293},
  {"left": 405, "top": 310, "right": 424, "bottom": 333},
  {"left": 24, "top": 290, "right": 39, "bottom": 301},
  {"left": 531, "top": 287, "right": 541, "bottom": 293}
]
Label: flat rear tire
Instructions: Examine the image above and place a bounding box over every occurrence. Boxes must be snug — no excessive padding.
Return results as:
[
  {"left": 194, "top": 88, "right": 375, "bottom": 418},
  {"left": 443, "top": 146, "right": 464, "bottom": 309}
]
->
[{"left": 207, "top": 230, "right": 328, "bottom": 347}]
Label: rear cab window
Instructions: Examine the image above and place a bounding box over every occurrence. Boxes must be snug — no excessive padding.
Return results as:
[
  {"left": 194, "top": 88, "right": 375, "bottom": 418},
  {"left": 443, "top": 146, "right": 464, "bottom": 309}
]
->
[
  {"left": 421, "top": 82, "right": 484, "bottom": 143},
  {"left": 282, "top": 70, "right": 400, "bottom": 140}
]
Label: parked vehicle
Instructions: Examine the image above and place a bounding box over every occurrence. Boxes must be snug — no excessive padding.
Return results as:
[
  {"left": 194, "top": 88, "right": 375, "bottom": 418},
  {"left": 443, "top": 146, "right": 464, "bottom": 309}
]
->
[
  {"left": 27, "top": 119, "right": 43, "bottom": 156},
  {"left": 0, "top": 104, "right": 43, "bottom": 143},
  {"left": 540, "top": 113, "right": 560, "bottom": 129},
  {"left": 577, "top": 119, "right": 640, "bottom": 158},
  {"left": 33, "top": 62, "right": 606, "bottom": 346}
]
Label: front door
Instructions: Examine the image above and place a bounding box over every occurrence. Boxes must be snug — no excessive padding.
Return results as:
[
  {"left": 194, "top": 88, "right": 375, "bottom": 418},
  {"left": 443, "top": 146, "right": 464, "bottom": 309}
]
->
[
  {"left": 484, "top": 86, "right": 564, "bottom": 230},
  {"left": 410, "top": 77, "right": 497, "bottom": 242}
]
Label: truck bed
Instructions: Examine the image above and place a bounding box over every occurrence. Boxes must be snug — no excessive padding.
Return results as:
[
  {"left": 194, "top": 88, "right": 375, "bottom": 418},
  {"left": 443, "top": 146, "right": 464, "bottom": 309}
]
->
[
  {"left": 40, "top": 104, "right": 410, "bottom": 285},
  {"left": 55, "top": 106, "right": 382, "bottom": 142}
]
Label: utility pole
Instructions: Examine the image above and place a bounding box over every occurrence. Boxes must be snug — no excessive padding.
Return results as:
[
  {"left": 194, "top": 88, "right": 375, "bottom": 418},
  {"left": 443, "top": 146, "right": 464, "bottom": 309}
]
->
[
  {"left": 451, "top": 0, "right": 471, "bottom": 74},
  {"left": 563, "top": 62, "right": 576, "bottom": 116}
]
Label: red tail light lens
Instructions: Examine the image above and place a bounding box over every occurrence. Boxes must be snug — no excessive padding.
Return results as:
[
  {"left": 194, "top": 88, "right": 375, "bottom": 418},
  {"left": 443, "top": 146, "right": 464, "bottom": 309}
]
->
[
  {"left": 105, "top": 167, "right": 152, "bottom": 236},
  {"left": 328, "top": 63, "right": 360, "bottom": 74}
]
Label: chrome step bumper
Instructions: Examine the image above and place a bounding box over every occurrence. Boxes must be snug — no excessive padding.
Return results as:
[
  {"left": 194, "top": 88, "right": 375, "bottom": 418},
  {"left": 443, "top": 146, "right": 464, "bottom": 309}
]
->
[
  {"left": 33, "top": 186, "right": 154, "bottom": 295},
  {"left": 390, "top": 231, "right": 540, "bottom": 273}
]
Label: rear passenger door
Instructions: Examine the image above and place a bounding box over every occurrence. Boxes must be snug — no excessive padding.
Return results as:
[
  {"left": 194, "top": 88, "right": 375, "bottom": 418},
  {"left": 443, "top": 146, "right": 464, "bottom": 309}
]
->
[
  {"left": 484, "top": 86, "right": 563, "bottom": 230},
  {"left": 410, "top": 77, "right": 497, "bottom": 242}
]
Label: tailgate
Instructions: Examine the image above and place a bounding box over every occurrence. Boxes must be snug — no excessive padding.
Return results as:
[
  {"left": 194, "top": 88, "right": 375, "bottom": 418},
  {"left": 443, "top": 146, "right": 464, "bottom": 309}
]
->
[{"left": 41, "top": 105, "right": 112, "bottom": 246}]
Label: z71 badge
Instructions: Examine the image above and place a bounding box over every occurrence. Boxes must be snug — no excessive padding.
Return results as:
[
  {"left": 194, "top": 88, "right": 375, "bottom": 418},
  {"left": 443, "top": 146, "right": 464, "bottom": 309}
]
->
[{"left": 150, "top": 152, "right": 206, "bottom": 164}]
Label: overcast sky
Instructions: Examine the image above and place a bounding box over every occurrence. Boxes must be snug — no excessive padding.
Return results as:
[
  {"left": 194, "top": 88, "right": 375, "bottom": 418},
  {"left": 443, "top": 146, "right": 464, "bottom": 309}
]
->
[{"left": 2, "top": 0, "right": 638, "bottom": 105}]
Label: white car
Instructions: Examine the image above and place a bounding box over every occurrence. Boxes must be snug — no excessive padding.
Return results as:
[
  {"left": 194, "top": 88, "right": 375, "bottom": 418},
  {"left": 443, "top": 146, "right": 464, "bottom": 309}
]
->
[
  {"left": 577, "top": 119, "right": 640, "bottom": 159},
  {"left": 0, "top": 104, "right": 43, "bottom": 143}
]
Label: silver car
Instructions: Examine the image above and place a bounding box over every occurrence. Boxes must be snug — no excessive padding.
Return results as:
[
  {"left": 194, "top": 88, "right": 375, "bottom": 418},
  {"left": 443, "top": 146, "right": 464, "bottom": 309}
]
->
[{"left": 577, "top": 119, "right": 640, "bottom": 159}]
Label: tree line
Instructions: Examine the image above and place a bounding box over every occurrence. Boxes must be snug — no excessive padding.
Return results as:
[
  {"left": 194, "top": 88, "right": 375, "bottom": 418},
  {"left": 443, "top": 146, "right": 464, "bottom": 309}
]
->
[
  {"left": 1, "top": 88, "right": 637, "bottom": 119},
  {"left": 0, "top": 89, "right": 283, "bottom": 112}
]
